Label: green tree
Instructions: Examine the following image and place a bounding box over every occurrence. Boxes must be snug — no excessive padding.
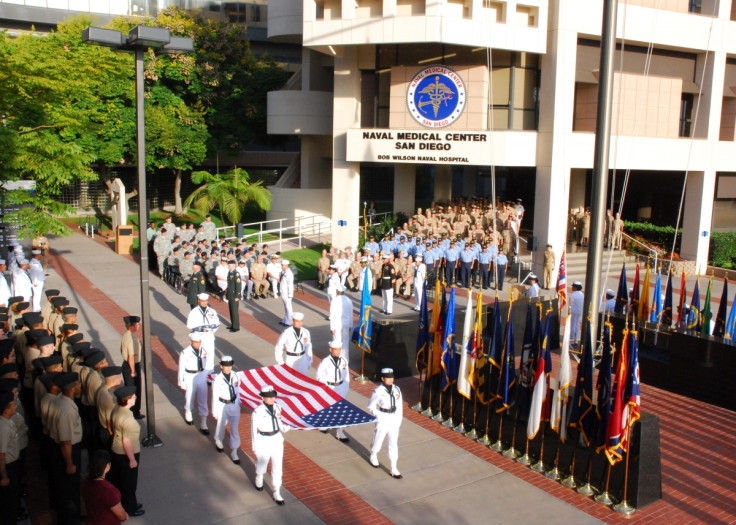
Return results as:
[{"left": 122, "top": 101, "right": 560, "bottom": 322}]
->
[{"left": 184, "top": 167, "right": 271, "bottom": 226}]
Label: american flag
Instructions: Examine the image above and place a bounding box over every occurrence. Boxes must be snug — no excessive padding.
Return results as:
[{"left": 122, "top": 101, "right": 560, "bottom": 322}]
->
[
  {"left": 557, "top": 249, "right": 567, "bottom": 313},
  {"left": 237, "top": 364, "right": 376, "bottom": 430}
]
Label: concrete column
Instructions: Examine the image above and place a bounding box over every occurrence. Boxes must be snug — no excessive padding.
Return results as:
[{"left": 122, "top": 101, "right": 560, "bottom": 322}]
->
[
  {"left": 681, "top": 171, "right": 716, "bottom": 275},
  {"left": 569, "top": 169, "right": 586, "bottom": 210},
  {"left": 531, "top": 1, "right": 578, "bottom": 279},
  {"left": 693, "top": 49, "right": 726, "bottom": 140},
  {"left": 393, "top": 164, "right": 416, "bottom": 215},
  {"left": 461, "top": 166, "right": 477, "bottom": 197},
  {"left": 331, "top": 48, "right": 361, "bottom": 251},
  {"left": 434, "top": 165, "right": 452, "bottom": 202}
]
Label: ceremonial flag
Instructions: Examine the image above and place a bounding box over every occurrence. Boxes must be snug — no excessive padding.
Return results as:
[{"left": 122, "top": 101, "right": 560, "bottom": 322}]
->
[
  {"left": 495, "top": 309, "right": 515, "bottom": 413},
  {"left": 457, "top": 289, "right": 474, "bottom": 399},
  {"left": 688, "top": 276, "right": 701, "bottom": 331},
  {"left": 615, "top": 263, "right": 629, "bottom": 314},
  {"left": 623, "top": 330, "right": 641, "bottom": 451},
  {"left": 677, "top": 272, "right": 687, "bottom": 329},
  {"left": 662, "top": 270, "right": 673, "bottom": 327},
  {"left": 650, "top": 270, "right": 662, "bottom": 323},
  {"left": 714, "top": 279, "right": 728, "bottom": 338},
  {"left": 605, "top": 329, "right": 629, "bottom": 465},
  {"left": 631, "top": 263, "right": 640, "bottom": 315},
  {"left": 726, "top": 293, "right": 736, "bottom": 340},
  {"left": 468, "top": 292, "right": 483, "bottom": 393},
  {"left": 569, "top": 320, "right": 595, "bottom": 446},
  {"left": 638, "top": 266, "right": 650, "bottom": 321},
  {"left": 352, "top": 268, "right": 372, "bottom": 354},
  {"left": 415, "top": 281, "right": 430, "bottom": 373},
  {"left": 487, "top": 296, "right": 504, "bottom": 401},
  {"left": 517, "top": 304, "right": 536, "bottom": 416},
  {"left": 557, "top": 250, "right": 568, "bottom": 313},
  {"left": 701, "top": 277, "right": 713, "bottom": 335},
  {"left": 238, "top": 365, "right": 375, "bottom": 429},
  {"left": 550, "top": 318, "right": 572, "bottom": 441},
  {"left": 429, "top": 284, "right": 447, "bottom": 376},
  {"left": 441, "top": 287, "right": 457, "bottom": 391},
  {"left": 527, "top": 312, "right": 552, "bottom": 439},
  {"left": 595, "top": 323, "right": 613, "bottom": 451}
]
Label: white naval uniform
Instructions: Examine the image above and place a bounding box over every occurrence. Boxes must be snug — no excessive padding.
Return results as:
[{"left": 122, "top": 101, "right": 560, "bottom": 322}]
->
[
  {"left": 334, "top": 258, "right": 351, "bottom": 286},
  {"left": 603, "top": 298, "right": 616, "bottom": 314},
  {"left": 413, "top": 263, "right": 426, "bottom": 310},
  {"left": 177, "top": 344, "right": 210, "bottom": 425},
  {"left": 266, "top": 262, "right": 281, "bottom": 298},
  {"left": 11, "top": 268, "right": 32, "bottom": 303},
  {"left": 367, "top": 383, "right": 403, "bottom": 471},
  {"left": 29, "top": 258, "right": 45, "bottom": 312},
  {"left": 213, "top": 371, "right": 242, "bottom": 458},
  {"left": 358, "top": 267, "right": 372, "bottom": 293},
  {"left": 186, "top": 306, "right": 221, "bottom": 372},
  {"left": 316, "top": 354, "right": 350, "bottom": 439},
  {"left": 570, "top": 290, "right": 585, "bottom": 343},
  {"left": 274, "top": 326, "right": 313, "bottom": 376},
  {"left": 251, "top": 402, "right": 290, "bottom": 496},
  {"left": 338, "top": 295, "right": 353, "bottom": 364},
  {"left": 215, "top": 263, "right": 229, "bottom": 292},
  {"left": 326, "top": 273, "right": 339, "bottom": 303},
  {"left": 279, "top": 268, "right": 294, "bottom": 325},
  {"left": 0, "top": 272, "right": 10, "bottom": 306}
]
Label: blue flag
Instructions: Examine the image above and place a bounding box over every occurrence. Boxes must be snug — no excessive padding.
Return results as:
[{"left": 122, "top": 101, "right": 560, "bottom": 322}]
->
[
  {"left": 595, "top": 323, "right": 613, "bottom": 451},
  {"left": 713, "top": 279, "right": 729, "bottom": 338},
  {"left": 441, "top": 287, "right": 457, "bottom": 391},
  {"left": 496, "top": 310, "right": 515, "bottom": 413},
  {"left": 726, "top": 293, "right": 736, "bottom": 340},
  {"left": 662, "top": 270, "right": 673, "bottom": 327},
  {"left": 615, "top": 263, "right": 629, "bottom": 314},
  {"left": 650, "top": 270, "right": 662, "bottom": 323},
  {"left": 569, "top": 320, "right": 595, "bottom": 446},
  {"left": 517, "top": 305, "right": 536, "bottom": 415},
  {"left": 487, "top": 297, "right": 504, "bottom": 401},
  {"left": 352, "top": 268, "right": 372, "bottom": 354},
  {"left": 415, "top": 281, "right": 429, "bottom": 373},
  {"left": 687, "top": 278, "right": 701, "bottom": 331}
]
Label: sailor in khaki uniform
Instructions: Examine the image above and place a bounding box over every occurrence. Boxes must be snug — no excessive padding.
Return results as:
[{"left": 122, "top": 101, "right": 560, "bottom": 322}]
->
[
  {"left": 0, "top": 392, "right": 21, "bottom": 523},
  {"left": 274, "top": 312, "right": 313, "bottom": 376},
  {"left": 95, "top": 366, "right": 122, "bottom": 452},
  {"left": 177, "top": 332, "right": 210, "bottom": 433},
  {"left": 367, "top": 368, "right": 404, "bottom": 479},
  {"left": 213, "top": 356, "right": 242, "bottom": 463},
  {"left": 315, "top": 341, "right": 350, "bottom": 442},
  {"left": 251, "top": 385, "right": 290, "bottom": 505},
  {"left": 119, "top": 316, "right": 144, "bottom": 419},
  {"left": 110, "top": 385, "right": 144, "bottom": 517}
]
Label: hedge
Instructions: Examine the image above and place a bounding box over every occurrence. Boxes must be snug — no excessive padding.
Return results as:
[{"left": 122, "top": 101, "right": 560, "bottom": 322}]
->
[{"left": 710, "top": 232, "right": 736, "bottom": 269}]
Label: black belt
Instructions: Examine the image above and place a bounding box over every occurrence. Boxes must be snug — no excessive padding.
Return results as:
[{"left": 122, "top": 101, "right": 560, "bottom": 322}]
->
[
  {"left": 286, "top": 351, "right": 304, "bottom": 357},
  {"left": 378, "top": 407, "right": 396, "bottom": 413},
  {"left": 258, "top": 430, "right": 279, "bottom": 436},
  {"left": 185, "top": 369, "right": 199, "bottom": 373},
  {"left": 219, "top": 398, "right": 235, "bottom": 404},
  {"left": 327, "top": 381, "right": 343, "bottom": 386}
]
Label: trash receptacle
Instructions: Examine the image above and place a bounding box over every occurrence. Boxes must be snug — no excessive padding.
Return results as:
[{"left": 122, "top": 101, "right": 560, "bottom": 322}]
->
[{"left": 116, "top": 226, "right": 134, "bottom": 255}]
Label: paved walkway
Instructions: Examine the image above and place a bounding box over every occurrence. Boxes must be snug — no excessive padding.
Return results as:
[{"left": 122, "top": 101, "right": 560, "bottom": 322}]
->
[{"left": 25, "top": 230, "right": 736, "bottom": 524}]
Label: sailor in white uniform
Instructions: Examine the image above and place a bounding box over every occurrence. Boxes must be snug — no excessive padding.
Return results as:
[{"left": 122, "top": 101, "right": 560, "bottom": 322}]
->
[
  {"left": 213, "top": 355, "right": 242, "bottom": 463},
  {"left": 186, "top": 293, "right": 220, "bottom": 375},
  {"left": 570, "top": 281, "right": 585, "bottom": 345},
  {"left": 279, "top": 260, "right": 294, "bottom": 326},
  {"left": 251, "top": 385, "right": 290, "bottom": 505},
  {"left": 177, "top": 332, "right": 210, "bottom": 433},
  {"left": 29, "top": 250, "right": 46, "bottom": 312},
  {"left": 274, "top": 312, "right": 313, "bottom": 376},
  {"left": 367, "top": 367, "right": 404, "bottom": 479},
  {"left": 315, "top": 341, "right": 350, "bottom": 442}
]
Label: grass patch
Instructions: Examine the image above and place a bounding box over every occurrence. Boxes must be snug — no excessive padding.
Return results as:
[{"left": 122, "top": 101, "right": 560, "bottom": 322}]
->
[{"left": 282, "top": 244, "right": 328, "bottom": 282}]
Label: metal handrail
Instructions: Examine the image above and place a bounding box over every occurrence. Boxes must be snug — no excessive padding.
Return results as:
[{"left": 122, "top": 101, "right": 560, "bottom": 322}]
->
[{"left": 622, "top": 232, "right": 658, "bottom": 270}]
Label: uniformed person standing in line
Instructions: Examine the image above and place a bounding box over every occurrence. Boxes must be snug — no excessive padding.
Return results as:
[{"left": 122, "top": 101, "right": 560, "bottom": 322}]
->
[
  {"left": 186, "top": 260, "right": 207, "bottom": 310},
  {"left": 279, "top": 260, "right": 294, "bottom": 327},
  {"left": 186, "top": 293, "right": 220, "bottom": 379},
  {"left": 413, "top": 255, "right": 426, "bottom": 311},
  {"left": 0, "top": 391, "right": 22, "bottom": 523},
  {"left": 110, "top": 386, "right": 144, "bottom": 517},
  {"left": 251, "top": 385, "right": 290, "bottom": 505},
  {"left": 315, "top": 341, "right": 350, "bottom": 442},
  {"left": 225, "top": 260, "right": 241, "bottom": 333},
  {"left": 50, "top": 372, "right": 83, "bottom": 525},
  {"left": 496, "top": 251, "right": 508, "bottom": 291},
  {"left": 570, "top": 281, "right": 585, "bottom": 346},
  {"left": 543, "top": 244, "right": 556, "bottom": 289},
  {"left": 119, "top": 316, "right": 144, "bottom": 420},
  {"left": 380, "top": 255, "right": 396, "bottom": 315},
  {"left": 177, "top": 332, "right": 209, "bottom": 433},
  {"left": 213, "top": 356, "right": 242, "bottom": 464},
  {"left": 274, "top": 312, "right": 312, "bottom": 376},
  {"left": 367, "top": 368, "right": 403, "bottom": 479},
  {"left": 95, "top": 366, "right": 122, "bottom": 452}
]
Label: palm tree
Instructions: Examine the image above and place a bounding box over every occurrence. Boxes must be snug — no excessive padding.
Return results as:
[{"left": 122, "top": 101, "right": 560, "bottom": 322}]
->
[{"left": 184, "top": 167, "right": 272, "bottom": 226}]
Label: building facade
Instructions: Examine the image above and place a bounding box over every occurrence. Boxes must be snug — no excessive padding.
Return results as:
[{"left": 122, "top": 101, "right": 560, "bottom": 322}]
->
[{"left": 267, "top": 0, "right": 736, "bottom": 276}]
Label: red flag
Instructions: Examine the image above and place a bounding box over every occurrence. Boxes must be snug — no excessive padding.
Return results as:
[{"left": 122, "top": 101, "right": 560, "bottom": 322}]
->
[
  {"left": 677, "top": 272, "right": 687, "bottom": 329},
  {"left": 557, "top": 250, "right": 567, "bottom": 312},
  {"left": 605, "top": 331, "right": 629, "bottom": 465}
]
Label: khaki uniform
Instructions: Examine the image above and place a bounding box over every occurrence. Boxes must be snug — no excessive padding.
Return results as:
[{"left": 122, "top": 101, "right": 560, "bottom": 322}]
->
[
  {"left": 543, "top": 249, "right": 556, "bottom": 289},
  {"left": 317, "top": 256, "right": 330, "bottom": 286},
  {"left": 121, "top": 330, "right": 142, "bottom": 416},
  {"left": 111, "top": 405, "right": 141, "bottom": 513},
  {"left": 250, "top": 262, "right": 268, "bottom": 296}
]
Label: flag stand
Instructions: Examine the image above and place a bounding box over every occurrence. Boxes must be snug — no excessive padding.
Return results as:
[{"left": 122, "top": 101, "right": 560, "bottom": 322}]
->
[
  {"left": 411, "top": 371, "right": 424, "bottom": 412},
  {"left": 477, "top": 403, "right": 492, "bottom": 445},
  {"left": 489, "top": 408, "right": 504, "bottom": 451},
  {"left": 530, "top": 422, "right": 547, "bottom": 472},
  {"left": 354, "top": 342, "right": 371, "bottom": 383},
  {"left": 560, "top": 440, "right": 578, "bottom": 488},
  {"left": 453, "top": 396, "right": 466, "bottom": 433},
  {"left": 517, "top": 437, "right": 532, "bottom": 465},
  {"left": 612, "top": 447, "right": 635, "bottom": 514},
  {"left": 545, "top": 443, "right": 562, "bottom": 480},
  {"left": 421, "top": 375, "right": 435, "bottom": 417},
  {"left": 442, "top": 391, "right": 454, "bottom": 427},
  {"left": 465, "top": 392, "right": 479, "bottom": 438},
  {"left": 502, "top": 407, "right": 520, "bottom": 458},
  {"left": 595, "top": 461, "right": 614, "bottom": 505},
  {"left": 576, "top": 451, "right": 597, "bottom": 496},
  {"left": 432, "top": 386, "right": 444, "bottom": 422}
]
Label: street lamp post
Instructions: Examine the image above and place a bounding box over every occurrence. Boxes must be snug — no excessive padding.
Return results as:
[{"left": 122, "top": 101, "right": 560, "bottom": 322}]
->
[{"left": 82, "top": 25, "right": 193, "bottom": 448}]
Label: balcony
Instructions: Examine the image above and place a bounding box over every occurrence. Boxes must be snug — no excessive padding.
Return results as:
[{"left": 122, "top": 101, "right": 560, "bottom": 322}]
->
[{"left": 268, "top": 0, "right": 303, "bottom": 42}]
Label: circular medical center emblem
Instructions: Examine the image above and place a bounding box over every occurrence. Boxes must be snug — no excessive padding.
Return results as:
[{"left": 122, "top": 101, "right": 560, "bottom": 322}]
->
[{"left": 407, "top": 65, "right": 466, "bottom": 128}]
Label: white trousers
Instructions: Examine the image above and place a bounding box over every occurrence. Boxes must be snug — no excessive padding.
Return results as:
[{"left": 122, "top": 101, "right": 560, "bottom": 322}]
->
[
  {"left": 340, "top": 326, "right": 352, "bottom": 367},
  {"left": 570, "top": 313, "right": 582, "bottom": 343},
  {"left": 255, "top": 439, "right": 283, "bottom": 490},
  {"left": 31, "top": 283, "right": 43, "bottom": 312},
  {"left": 281, "top": 295, "right": 293, "bottom": 325},
  {"left": 215, "top": 403, "right": 241, "bottom": 451},
  {"left": 268, "top": 277, "right": 279, "bottom": 297},
  {"left": 414, "top": 280, "right": 424, "bottom": 308},
  {"left": 382, "top": 289, "right": 393, "bottom": 314},
  {"left": 370, "top": 414, "right": 400, "bottom": 462},
  {"left": 184, "top": 372, "right": 209, "bottom": 419}
]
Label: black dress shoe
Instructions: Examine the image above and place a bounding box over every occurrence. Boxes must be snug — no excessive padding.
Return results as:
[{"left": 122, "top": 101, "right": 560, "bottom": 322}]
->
[
  {"left": 199, "top": 428, "right": 210, "bottom": 436},
  {"left": 273, "top": 497, "right": 285, "bottom": 506},
  {"left": 136, "top": 504, "right": 143, "bottom": 510},
  {"left": 391, "top": 473, "right": 403, "bottom": 479},
  {"left": 337, "top": 437, "right": 350, "bottom": 443},
  {"left": 254, "top": 481, "right": 264, "bottom": 492},
  {"left": 134, "top": 413, "right": 145, "bottom": 420},
  {"left": 215, "top": 444, "right": 224, "bottom": 453},
  {"left": 130, "top": 508, "right": 145, "bottom": 517},
  {"left": 185, "top": 418, "right": 193, "bottom": 426}
]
